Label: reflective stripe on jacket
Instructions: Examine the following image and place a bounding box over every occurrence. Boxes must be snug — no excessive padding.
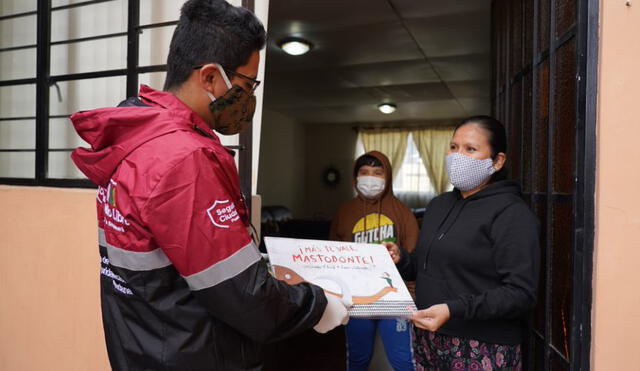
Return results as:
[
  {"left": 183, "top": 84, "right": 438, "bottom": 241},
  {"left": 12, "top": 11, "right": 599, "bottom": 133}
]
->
[{"left": 71, "top": 85, "right": 326, "bottom": 370}]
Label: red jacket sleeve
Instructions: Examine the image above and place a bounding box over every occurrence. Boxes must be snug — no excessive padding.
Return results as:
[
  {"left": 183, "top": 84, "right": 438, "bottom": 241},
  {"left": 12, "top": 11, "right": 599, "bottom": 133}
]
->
[{"left": 141, "top": 148, "right": 327, "bottom": 342}]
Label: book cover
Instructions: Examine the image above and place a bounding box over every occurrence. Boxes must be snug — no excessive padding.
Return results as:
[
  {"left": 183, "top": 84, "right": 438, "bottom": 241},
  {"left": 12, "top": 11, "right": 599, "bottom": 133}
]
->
[{"left": 264, "top": 236, "right": 416, "bottom": 318}]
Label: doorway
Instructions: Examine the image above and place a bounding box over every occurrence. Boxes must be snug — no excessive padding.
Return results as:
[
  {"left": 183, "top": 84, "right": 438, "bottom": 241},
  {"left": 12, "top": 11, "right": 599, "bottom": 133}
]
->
[
  {"left": 257, "top": 0, "right": 597, "bottom": 370},
  {"left": 492, "top": 0, "right": 597, "bottom": 370}
]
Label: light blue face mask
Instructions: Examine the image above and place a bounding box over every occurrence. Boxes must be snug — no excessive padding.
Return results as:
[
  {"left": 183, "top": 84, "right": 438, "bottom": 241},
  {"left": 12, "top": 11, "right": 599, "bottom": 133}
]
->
[
  {"left": 446, "top": 152, "right": 496, "bottom": 191},
  {"left": 356, "top": 176, "right": 385, "bottom": 199}
]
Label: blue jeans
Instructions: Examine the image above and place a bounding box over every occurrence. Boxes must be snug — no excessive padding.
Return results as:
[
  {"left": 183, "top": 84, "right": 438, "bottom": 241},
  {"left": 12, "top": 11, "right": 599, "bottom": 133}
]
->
[{"left": 346, "top": 318, "right": 415, "bottom": 371}]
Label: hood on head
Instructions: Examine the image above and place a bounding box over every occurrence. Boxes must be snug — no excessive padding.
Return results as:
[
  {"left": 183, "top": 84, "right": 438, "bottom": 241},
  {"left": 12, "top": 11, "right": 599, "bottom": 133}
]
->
[{"left": 353, "top": 150, "right": 393, "bottom": 200}]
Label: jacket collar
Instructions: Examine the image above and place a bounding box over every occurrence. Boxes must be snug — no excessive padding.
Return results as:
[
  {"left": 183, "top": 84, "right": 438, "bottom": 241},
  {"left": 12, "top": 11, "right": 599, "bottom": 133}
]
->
[{"left": 138, "top": 85, "right": 219, "bottom": 144}]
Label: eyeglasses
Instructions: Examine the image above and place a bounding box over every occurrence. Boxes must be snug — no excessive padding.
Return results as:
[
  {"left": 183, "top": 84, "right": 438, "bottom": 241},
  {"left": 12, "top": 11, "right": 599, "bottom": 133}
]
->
[{"left": 193, "top": 64, "right": 261, "bottom": 92}]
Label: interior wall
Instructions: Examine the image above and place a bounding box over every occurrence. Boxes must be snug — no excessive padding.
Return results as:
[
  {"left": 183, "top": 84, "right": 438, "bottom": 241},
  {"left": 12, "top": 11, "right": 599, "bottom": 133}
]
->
[
  {"left": 592, "top": 1, "right": 640, "bottom": 369},
  {"left": 257, "top": 109, "right": 306, "bottom": 217},
  {"left": 251, "top": 0, "right": 270, "bottom": 195},
  {"left": 0, "top": 186, "right": 109, "bottom": 371},
  {"left": 303, "top": 123, "right": 358, "bottom": 220}
]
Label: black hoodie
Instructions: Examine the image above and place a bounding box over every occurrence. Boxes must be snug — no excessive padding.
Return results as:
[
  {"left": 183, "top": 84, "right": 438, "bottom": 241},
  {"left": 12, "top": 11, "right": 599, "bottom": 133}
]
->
[{"left": 398, "top": 180, "right": 539, "bottom": 344}]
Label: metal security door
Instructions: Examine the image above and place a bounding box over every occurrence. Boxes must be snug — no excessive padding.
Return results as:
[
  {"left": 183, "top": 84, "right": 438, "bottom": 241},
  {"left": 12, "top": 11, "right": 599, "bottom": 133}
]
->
[{"left": 491, "top": 0, "right": 597, "bottom": 369}]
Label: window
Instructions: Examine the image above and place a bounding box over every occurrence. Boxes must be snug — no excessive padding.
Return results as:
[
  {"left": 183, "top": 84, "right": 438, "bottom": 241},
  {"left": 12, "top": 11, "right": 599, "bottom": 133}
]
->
[
  {"left": 0, "top": 0, "right": 246, "bottom": 188},
  {"left": 392, "top": 133, "right": 444, "bottom": 208},
  {"left": 355, "top": 131, "right": 452, "bottom": 209}
]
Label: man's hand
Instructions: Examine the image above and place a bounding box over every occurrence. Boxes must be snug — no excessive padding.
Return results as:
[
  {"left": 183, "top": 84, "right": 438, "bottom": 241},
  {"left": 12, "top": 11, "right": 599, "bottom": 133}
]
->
[
  {"left": 382, "top": 241, "right": 401, "bottom": 264},
  {"left": 313, "top": 292, "right": 351, "bottom": 333},
  {"left": 410, "top": 304, "right": 450, "bottom": 332}
]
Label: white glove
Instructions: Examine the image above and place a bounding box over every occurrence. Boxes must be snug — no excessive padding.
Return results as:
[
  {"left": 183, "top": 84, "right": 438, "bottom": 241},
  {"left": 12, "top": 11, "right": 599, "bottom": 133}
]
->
[{"left": 313, "top": 292, "right": 351, "bottom": 333}]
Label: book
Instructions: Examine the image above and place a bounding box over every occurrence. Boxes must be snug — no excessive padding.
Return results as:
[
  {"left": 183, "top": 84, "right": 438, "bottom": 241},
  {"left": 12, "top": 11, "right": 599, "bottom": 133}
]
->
[{"left": 264, "top": 236, "right": 417, "bottom": 318}]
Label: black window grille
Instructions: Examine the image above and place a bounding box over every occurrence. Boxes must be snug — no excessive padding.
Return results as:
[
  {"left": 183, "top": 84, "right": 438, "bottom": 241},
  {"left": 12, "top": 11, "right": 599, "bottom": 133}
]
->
[
  {"left": 0, "top": 0, "right": 254, "bottom": 196},
  {"left": 491, "top": 0, "right": 597, "bottom": 370}
]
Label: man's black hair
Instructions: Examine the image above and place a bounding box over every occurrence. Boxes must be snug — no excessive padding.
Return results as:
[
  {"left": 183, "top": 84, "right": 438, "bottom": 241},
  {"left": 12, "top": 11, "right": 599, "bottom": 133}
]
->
[
  {"left": 163, "top": 0, "right": 267, "bottom": 91},
  {"left": 354, "top": 154, "right": 383, "bottom": 176}
]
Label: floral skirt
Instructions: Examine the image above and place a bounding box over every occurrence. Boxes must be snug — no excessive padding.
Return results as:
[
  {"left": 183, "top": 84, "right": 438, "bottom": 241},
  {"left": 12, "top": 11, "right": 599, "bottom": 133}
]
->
[{"left": 413, "top": 328, "right": 522, "bottom": 371}]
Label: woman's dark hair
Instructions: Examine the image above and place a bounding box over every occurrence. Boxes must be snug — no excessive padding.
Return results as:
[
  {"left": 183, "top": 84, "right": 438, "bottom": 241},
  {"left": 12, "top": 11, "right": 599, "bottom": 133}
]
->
[
  {"left": 455, "top": 115, "right": 509, "bottom": 182},
  {"left": 354, "top": 154, "right": 383, "bottom": 177},
  {"left": 163, "top": 0, "right": 267, "bottom": 91}
]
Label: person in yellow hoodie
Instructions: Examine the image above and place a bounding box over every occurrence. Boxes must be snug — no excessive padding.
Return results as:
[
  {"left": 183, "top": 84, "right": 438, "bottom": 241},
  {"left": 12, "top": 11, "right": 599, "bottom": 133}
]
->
[{"left": 330, "top": 151, "right": 419, "bottom": 371}]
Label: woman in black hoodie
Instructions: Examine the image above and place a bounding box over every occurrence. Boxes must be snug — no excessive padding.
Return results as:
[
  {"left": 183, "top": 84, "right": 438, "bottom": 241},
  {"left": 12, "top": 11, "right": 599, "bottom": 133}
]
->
[{"left": 387, "top": 116, "right": 539, "bottom": 370}]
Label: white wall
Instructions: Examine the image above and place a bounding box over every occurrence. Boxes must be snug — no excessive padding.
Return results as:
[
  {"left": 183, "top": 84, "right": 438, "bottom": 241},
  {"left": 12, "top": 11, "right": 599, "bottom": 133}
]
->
[
  {"left": 257, "top": 118, "right": 359, "bottom": 220},
  {"left": 251, "top": 0, "right": 269, "bottom": 195},
  {"left": 257, "top": 109, "right": 306, "bottom": 216},
  {"left": 0, "top": 0, "right": 38, "bottom": 177},
  {"left": 303, "top": 123, "right": 358, "bottom": 219}
]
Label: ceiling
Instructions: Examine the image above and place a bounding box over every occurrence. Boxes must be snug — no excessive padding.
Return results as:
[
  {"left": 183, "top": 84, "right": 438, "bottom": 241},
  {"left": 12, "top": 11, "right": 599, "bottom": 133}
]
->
[{"left": 263, "top": 0, "right": 492, "bottom": 125}]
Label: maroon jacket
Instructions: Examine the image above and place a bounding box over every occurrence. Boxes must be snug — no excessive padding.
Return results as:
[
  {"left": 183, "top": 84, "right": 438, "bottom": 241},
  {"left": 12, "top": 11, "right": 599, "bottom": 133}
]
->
[{"left": 71, "top": 85, "right": 326, "bottom": 370}]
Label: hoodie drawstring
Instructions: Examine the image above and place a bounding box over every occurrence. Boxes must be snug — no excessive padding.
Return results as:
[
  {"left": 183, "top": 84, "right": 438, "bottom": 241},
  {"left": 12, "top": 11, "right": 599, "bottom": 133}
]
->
[
  {"left": 377, "top": 200, "right": 382, "bottom": 242},
  {"left": 362, "top": 199, "right": 367, "bottom": 235},
  {"left": 422, "top": 199, "right": 466, "bottom": 270}
]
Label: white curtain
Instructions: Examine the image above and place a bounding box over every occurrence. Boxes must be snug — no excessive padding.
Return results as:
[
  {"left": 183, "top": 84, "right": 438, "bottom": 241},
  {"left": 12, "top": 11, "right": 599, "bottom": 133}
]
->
[
  {"left": 411, "top": 127, "right": 455, "bottom": 195},
  {"left": 392, "top": 133, "right": 437, "bottom": 208},
  {"left": 356, "top": 126, "right": 455, "bottom": 208},
  {"left": 359, "top": 128, "right": 409, "bottom": 179}
]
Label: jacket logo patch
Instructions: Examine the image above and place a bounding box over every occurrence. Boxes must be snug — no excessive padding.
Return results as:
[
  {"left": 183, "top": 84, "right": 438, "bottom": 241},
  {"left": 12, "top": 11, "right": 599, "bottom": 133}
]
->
[
  {"left": 99, "top": 180, "right": 130, "bottom": 233},
  {"left": 207, "top": 200, "right": 239, "bottom": 228}
]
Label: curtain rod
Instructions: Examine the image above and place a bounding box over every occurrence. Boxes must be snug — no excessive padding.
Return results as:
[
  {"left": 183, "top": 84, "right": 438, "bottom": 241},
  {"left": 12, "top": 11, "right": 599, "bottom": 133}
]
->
[
  {"left": 352, "top": 123, "right": 458, "bottom": 131},
  {"left": 350, "top": 118, "right": 462, "bottom": 131}
]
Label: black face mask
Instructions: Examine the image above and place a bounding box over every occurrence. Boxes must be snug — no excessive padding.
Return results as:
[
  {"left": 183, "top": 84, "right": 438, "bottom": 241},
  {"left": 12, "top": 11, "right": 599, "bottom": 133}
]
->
[{"left": 208, "top": 86, "right": 256, "bottom": 135}]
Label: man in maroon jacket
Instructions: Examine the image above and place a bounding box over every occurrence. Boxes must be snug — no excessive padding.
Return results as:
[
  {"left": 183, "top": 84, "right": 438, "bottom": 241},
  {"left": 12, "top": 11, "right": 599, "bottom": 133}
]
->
[{"left": 70, "top": 1, "right": 348, "bottom": 370}]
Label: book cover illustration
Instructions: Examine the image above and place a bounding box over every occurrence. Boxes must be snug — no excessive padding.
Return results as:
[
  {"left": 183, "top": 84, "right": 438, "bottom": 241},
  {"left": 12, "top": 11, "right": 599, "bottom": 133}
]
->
[{"left": 264, "top": 237, "right": 417, "bottom": 318}]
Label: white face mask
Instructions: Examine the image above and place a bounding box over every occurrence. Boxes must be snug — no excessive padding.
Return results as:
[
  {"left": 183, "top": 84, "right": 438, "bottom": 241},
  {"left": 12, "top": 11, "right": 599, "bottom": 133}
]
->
[
  {"left": 356, "top": 176, "right": 385, "bottom": 199},
  {"left": 446, "top": 152, "right": 497, "bottom": 192}
]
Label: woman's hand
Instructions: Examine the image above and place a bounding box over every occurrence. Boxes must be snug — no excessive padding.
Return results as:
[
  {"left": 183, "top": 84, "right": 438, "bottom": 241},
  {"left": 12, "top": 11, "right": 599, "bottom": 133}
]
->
[
  {"left": 382, "top": 241, "right": 401, "bottom": 264},
  {"left": 410, "top": 304, "right": 450, "bottom": 331}
]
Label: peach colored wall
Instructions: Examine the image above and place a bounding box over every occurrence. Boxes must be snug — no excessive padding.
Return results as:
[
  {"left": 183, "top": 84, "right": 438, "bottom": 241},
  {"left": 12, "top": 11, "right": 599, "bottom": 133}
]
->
[
  {"left": 592, "top": 1, "right": 640, "bottom": 369},
  {"left": 0, "top": 186, "right": 109, "bottom": 371}
]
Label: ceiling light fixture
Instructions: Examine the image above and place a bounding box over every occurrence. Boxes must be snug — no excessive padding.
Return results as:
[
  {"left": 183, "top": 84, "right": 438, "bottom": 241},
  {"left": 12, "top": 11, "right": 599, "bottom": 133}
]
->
[
  {"left": 378, "top": 103, "right": 397, "bottom": 114},
  {"left": 278, "top": 38, "right": 312, "bottom": 56}
]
